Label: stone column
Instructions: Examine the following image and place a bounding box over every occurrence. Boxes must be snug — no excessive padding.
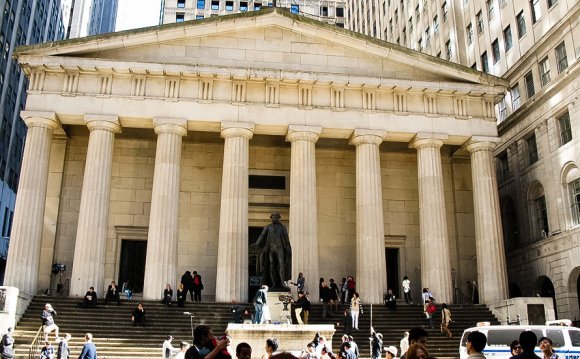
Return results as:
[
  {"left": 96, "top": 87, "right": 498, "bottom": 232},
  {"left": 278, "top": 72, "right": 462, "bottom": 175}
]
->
[
  {"left": 412, "top": 135, "right": 452, "bottom": 303},
  {"left": 3, "top": 111, "right": 59, "bottom": 294},
  {"left": 69, "top": 115, "right": 120, "bottom": 297},
  {"left": 286, "top": 125, "right": 322, "bottom": 298},
  {"left": 467, "top": 139, "right": 509, "bottom": 303},
  {"left": 350, "top": 129, "right": 388, "bottom": 304},
  {"left": 215, "top": 122, "right": 254, "bottom": 302},
  {"left": 142, "top": 118, "right": 187, "bottom": 300}
]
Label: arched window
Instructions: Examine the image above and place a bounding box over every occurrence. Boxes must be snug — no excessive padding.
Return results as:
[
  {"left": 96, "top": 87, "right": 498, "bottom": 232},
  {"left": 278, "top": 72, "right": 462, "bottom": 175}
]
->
[
  {"left": 562, "top": 164, "right": 580, "bottom": 226},
  {"left": 528, "top": 182, "right": 548, "bottom": 240},
  {"left": 500, "top": 196, "right": 518, "bottom": 251}
]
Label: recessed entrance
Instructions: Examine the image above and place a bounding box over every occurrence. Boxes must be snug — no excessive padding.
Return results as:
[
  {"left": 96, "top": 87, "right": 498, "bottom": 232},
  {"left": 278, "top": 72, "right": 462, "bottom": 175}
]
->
[
  {"left": 118, "top": 240, "right": 147, "bottom": 293},
  {"left": 386, "top": 248, "right": 400, "bottom": 296},
  {"left": 248, "top": 226, "right": 263, "bottom": 302}
]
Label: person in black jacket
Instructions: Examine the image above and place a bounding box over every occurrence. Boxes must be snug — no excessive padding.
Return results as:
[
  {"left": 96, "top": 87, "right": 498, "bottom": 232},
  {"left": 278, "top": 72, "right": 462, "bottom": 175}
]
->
[
  {"left": 82, "top": 287, "right": 97, "bottom": 308},
  {"left": 57, "top": 333, "right": 71, "bottom": 359},
  {"left": 162, "top": 284, "right": 173, "bottom": 307},
  {"left": 192, "top": 271, "right": 204, "bottom": 302},
  {"left": 0, "top": 327, "right": 14, "bottom": 359},
  {"left": 370, "top": 328, "right": 383, "bottom": 359},
  {"left": 105, "top": 281, "right": 121, "bottom": 305},
  {"left": 181, "top": 271, "right": 195, "bottom": 301}
]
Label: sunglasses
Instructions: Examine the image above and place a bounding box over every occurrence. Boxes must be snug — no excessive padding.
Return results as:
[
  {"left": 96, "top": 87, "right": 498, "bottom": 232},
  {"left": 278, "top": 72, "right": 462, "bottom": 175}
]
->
[{"left": 513, "top": 346, "right": 522, "bottom": 350}]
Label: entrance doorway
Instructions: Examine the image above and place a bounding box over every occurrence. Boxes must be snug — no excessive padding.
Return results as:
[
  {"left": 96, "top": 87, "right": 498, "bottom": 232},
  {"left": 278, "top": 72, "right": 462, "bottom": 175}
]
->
[
  {"left": 118, "top": 240, "right": 147, "bottom": 293},
  {"left": 385, "top": 248, "right": 400, "bottom": 296},
  {"left": 536, "top": 275, "right": 557, "bottom": 319},
  {"left": 248, "top": 227, "right": 263, "bottom": 302}
]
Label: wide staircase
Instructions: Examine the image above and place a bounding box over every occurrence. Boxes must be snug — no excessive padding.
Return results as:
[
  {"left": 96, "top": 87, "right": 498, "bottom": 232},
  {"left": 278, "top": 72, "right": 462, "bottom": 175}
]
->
[{"left": 12, "top": 297, "right": 499, "bottom": 359}]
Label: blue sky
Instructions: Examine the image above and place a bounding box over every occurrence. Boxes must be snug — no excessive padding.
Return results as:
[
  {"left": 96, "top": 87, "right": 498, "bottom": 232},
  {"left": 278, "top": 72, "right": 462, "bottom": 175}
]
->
[{"left": 116, "top": 0, "right": 161, "bottom": 31}]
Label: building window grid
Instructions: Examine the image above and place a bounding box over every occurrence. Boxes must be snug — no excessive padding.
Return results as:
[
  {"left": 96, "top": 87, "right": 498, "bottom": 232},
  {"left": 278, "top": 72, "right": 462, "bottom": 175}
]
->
[
  {"left": 433, "top": 16, "right": 439, "bottom": 35},
  {"left": 570, "top": 179, "right": 580, "bottom": 225},
  {"left": 525, "top": 71, "right": 535, "bottom": 98},
  {"left": 211, "top": 0, "right": 219, "bottom": 10},
  {"left": 539, "top": 57, "right": 551, "bottom": 87},
  {"left": 499, "top": 0, "right": 506, "bottom": 8},
  {"left": 535, "top": 195, "right": 549, "bottom": 237},
  {"left": 446, "top": 40, "right": 452, "bottom": 60},
  {"left": 527, "top": 134, "right": 539, "bottom": 164},
  {"left": 442, "top": 2, "right": 448, "bottom": 22},
  {"left": 467, "top": 23, "right": 473, "bottom": 44},
  {"left": 530, "top": 0, "right": 541, "bottom": 23},
  {"left": 477, "top": 11, "right": 484, "bottom": 33},
  {"left": 558, "top": 111, "right": 572, "bottom": 145},
  {"left": 481, "top": 51, "right": 489, "bottom": 73},
  {"left": 487, "top": 0, "right": 495, "bottom": 20},
  {"left": 492, "top": 39, "right": 500, "bottom": 64},
  {"left": 548, "top": 0, "right": 557, "bottom": 8},
  {"left": 177, "top": 0, "right": 186, "bottom": 8},
  {"left": 511, "top": 85, "right": 520, "bottom": 110},
  {"left": 499, "top": 98, "right": 507, "bottom": 121},
  {"left": 425, "top": 27, "right": 430, "bottom": 47},
  {"left": 516, "top": 11, "right": 527, "bottom": 38},
  {"left": 504, "top": 25, "right": 512, "bottom": 51},
  {"left": 555, "top": 42, "right": 568, "bottom": 73},
  {"left": 498, "top": 153, "right": 509, "bottom": 181},
  {"left": 197, "top": 0, "right": 205, "bottom": 9}
]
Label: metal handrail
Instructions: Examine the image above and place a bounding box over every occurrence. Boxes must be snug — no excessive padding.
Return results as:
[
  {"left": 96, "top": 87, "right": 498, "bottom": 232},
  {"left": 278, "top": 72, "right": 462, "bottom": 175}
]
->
[{"left": 28, "top": 325, "right": 43, "bottom": 359}]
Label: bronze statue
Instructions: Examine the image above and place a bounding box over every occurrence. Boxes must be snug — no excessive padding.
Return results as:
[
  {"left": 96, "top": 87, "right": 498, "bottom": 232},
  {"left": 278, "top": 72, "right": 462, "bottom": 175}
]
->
[{"left": 252, "top": 212, "right": 292, "bottom": 290}]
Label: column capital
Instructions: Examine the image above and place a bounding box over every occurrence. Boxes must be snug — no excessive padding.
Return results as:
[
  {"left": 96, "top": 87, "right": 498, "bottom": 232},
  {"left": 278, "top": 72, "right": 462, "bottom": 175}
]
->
[
  {"left": 221, "top": 122, "right": 254, "bottom": 140},
  {"left": 20, "top": 111, "right": 60, "bottom": 130},
  {"left": 84, "top": 114, "right": 121, "bottom": 133},
  {"left": 153, "top": 117, "right": 187, "bottom": 136},
  {"left": 349, "top": 129, "right": 386, "bottom": 146},
  {"left": 410, "top": 133, "right": 448, "bottom": 150},
  {"left": 465, "top": 136, "right": 501, "bottom": 153},
  {"left": 286, "top": 125, "right": 322, "bottom": 143}
]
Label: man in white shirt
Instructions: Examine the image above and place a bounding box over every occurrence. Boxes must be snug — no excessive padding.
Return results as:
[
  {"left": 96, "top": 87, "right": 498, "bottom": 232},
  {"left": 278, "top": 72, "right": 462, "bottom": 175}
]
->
[
  {"left": 175, "top": 342, "right": 190, "bottom": 359},
  {"left": 162, "top": 335, "right": 177, "bottom": 358}
]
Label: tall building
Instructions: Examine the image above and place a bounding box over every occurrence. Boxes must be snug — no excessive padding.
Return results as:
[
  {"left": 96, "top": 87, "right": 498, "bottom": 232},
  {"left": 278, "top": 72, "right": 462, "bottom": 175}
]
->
[
  {"left": 0, "top": 0, "right": 66, "bottom": 281},
  {"left": 67, "top": 0, "right": 118, "bottom": 38},
  {"left": 161, "top": 0, "right": 346, "bottom": 27},
  {"left": 346, "top": 0, "right": 580, "bottom": 319}
]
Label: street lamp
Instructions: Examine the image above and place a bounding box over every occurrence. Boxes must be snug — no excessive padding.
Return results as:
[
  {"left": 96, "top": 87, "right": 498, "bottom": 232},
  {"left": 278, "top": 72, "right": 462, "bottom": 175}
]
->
[{"left": 184, "top": 312, "right": 195, "bottom": 343}]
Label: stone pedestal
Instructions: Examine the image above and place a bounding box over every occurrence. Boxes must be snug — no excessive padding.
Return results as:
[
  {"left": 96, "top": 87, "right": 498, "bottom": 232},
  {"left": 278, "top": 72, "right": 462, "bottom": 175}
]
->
[
  {"left": 215, "top": 122, "right": 254, "bottom": 302},
  {"left": 286, "top": 125, "right": 322, "bottom": 299},
  {"left": 412, "top": 135, "right": 452, "bottom": 303},
  {"left": 70, "top": 115, "right": 120, "bottom": 297},
  {"left": 226, "top": 324, "right": 335, "bottom": 359},
  {"left": 350, "top": 130, "right": 388, "bottom": 304},
  {"left": 467, "top": 140, "right": 508, "bottom": 304},
  {"left": 3, "top": 112, "right": 59, "bottom": 295}
]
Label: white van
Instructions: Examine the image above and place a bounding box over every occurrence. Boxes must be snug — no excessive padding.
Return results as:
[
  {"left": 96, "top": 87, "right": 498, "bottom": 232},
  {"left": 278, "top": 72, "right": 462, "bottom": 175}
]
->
[{"left": 459, "top": 324, "right": 580, "bottom": 359}]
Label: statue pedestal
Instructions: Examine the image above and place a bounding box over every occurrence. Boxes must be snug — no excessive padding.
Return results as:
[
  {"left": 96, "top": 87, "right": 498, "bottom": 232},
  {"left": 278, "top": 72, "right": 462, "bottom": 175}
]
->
[
  {"left": 266, "top": 291, "right": 293, "bottom": 324},
  {"left": 226, "top": 323, "right": 335, "bottom": 359}
]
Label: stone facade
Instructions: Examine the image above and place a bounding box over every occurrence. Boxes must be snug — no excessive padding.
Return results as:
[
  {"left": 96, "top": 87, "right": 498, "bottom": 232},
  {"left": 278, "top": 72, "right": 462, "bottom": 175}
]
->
[{"left": 5, "top": 9, "right": 508, "bottom": 304}]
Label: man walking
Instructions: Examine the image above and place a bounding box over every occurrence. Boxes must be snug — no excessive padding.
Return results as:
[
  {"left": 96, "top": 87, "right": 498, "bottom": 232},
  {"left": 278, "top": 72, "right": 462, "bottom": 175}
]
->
[
  {"left": 253, "top": 285, "right": 268, "bottom": 324},
  {"left": 57, "top": 333, "right": 71, "bottom": 359},
  {"left": 465, "top": 331, "right": 487, "bottom": 359},
  {"left": 78, "top": 333, "right": 97, "bottom": 359}
]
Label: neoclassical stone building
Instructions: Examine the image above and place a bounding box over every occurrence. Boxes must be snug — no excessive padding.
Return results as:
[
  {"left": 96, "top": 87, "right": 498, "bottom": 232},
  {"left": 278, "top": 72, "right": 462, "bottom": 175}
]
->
[{"left": 5, "top": 9, "right": 509, "bottom": 304}]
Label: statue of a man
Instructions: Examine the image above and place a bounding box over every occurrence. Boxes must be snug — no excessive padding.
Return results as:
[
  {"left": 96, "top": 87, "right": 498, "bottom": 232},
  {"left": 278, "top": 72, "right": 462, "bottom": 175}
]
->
[{"left": 252, "top": 212, "right": 292, "bottom": 290}]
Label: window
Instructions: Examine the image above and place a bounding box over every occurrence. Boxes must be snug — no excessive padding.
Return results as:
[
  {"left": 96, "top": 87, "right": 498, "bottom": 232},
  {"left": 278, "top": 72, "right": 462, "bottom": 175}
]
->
[
  {"left": 516, "top": 11, "right": 526, "bottom": 38},
  {"left": 499, "top": 0, "right": 506, "bottom": 8},
  {"left": 503, "top": 25, "right": 512, "bottom": 51},
  {"left": 442, "top": 2, "right": 448, "bottom": 22},
  {"left": 197, "top": 0, "right": 205, "bottom": 9},
  {"left": 467, "top": 23, "right": 473, "bottom": 44},
  {"left": 555, "top": 42, "right": 568, "bottom": 73},
  {"left": 487, "top": 0, "right": 495, "bottom": 20},
  {"left": 290, "top": 4, "right": 299, "bottom": 14},
  {"left": 320, "top": 6, "right": 328, "bottom": 16},
  {"left": 481, "top": 51, "right": 489, "bottom": 73},
  {"left": 547, "top": 0, "right": 557, "bottom": 8},
  {"left": 409, "top": 18, "right": 413, "bottom": 33},
  {"left": 177, "top": 0, "right": 186, "bottom": 8},
  {"left": 511, "top": 85, "right": 520, "bottom": 110},
  {"left": 196, "top": 14, "right": 204, "bottom": 19},
  {"left": 425, "top": 27, "right": 430, "bottom": 47},
  {"left": 446, "top": 40, "right": 452, "bottom": 60},
  {"left": 176, "top": 13, "right": 185, "bottom": 22},
  {"left": 254, "top": 2, "right": 261, "bottom": 10},
  {"left": 225, "top": 1, "right": 233, "bottom": 11},
  {"left": 499, "top": 97, "right": 507, "bottom": 121},
  {"left": 535, "top": 195, "right": 549, "bottom": 236},
  {"left": 400, "top": 0, "right": 404, "bottom": 13},
  {"left": 525, "top": 71, "right": 535, "bottom": 98},
  {"left": 418, "top": 37, "right": 423, "bottom": 51},
  {"left": 498, "top": 152, "right": 509, "bottom": 181},
  {"left": 395, "top": 9, "right": 398, "bottom": 24},
  {"left": 539, "top": 57, "right": 550, "bottom": 87},
  {"left": 530, "top": 0, "right": 541, "bottom": 23},
  {"left": 211, "top": 0, "right": 219, "bottom": 10},
  {"left": 558, "top": 111, "right": 572, "bottom": 145},
  {"left": 239, "top": 1, "right": 247, "bottom": 11},
  {"left": 527, "top": 134, "right": 538, "bottom": 164},
  {"left": 402, "top": 27, "right": 406, "bottom": 44},
  {"left": 249, "top": 175, "right": 286, "bottom": 190},
  {"left": 415, "top": 5, "right": 420, "bottom": 19},
  {"left": 336, "top": 7, "right": 344, "bottom": 17},
  {"left": 433, "top": 16, "right": 439, "bottom": 35},
  {"left": 477, "top": 11, "right": 484, "bottom": 33},
  {"left": 492, "top": 39, "right": 500, "bottom": 63},
  {"left": 569, "top": 178, "right": 580, "bottom": 225}
]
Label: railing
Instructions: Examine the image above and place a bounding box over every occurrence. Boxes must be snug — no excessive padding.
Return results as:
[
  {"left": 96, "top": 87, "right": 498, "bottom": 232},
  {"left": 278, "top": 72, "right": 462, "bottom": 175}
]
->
[{"left": 28, "top": 325, "right": 43, "bottom": 359}]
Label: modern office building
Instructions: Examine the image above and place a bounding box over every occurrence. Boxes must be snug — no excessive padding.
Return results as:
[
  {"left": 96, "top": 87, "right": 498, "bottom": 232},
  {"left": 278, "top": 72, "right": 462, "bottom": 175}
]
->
[
  {"left": 0, "top": 0, "right": 66, "bottom": 282},
  {"left": 67, "top": 0, "right": 118, "bottom": 38},
  {"left": 161, "top": 0, "right": 346, "bottom": 27},
  {"left": 346, "top": 0, "right": 580, "bottom": 319}
]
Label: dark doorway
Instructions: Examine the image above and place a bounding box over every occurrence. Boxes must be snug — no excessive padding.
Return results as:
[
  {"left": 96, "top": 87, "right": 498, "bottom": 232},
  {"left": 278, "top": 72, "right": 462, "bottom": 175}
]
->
[
  {"left": 537, "top": 276, "right": 557, "bottom": 319},
  {"left": 248, "top": 227, "right": 263, "bottom": 302},
  {"left": 509, "top": 283, "right": 522, "bottom": 298},
  {"left": 118, "top": 240, "right": 147, "bottom": 293},
  {"left": 385, "top": 248, "right": 400, "bottom": 297}
]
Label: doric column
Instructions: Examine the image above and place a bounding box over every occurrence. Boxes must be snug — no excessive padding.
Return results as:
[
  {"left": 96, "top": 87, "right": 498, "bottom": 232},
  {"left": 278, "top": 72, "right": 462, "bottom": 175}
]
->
[
  {"left": 69, "top": 115, "right": 120, "bottom": 297},
  {"left": 286, "top": 125, "right": 322, "bottom": 298},
  {"left": 411, "top": 135, "right": 452, "bottom": 303},
  {"left": 350, "top": 129, "right": 388, "bottom": 304},
  {"left": 4, "top": 111, "right": 60, "bottom": 294},
  {"left": 467, "top": 139, "right": 509, "bottom": 303},
  {"left": 142, "top": 118, "right": 187, "bottom": 300},
  {"left": 215, "top": 122, "right": 254, "bottom": 302}
]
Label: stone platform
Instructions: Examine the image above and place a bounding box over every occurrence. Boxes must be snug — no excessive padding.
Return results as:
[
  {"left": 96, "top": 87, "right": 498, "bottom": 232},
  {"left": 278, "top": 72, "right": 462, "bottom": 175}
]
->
[{"left": 225, "top": 324, "right": 335, "bottom": 359}]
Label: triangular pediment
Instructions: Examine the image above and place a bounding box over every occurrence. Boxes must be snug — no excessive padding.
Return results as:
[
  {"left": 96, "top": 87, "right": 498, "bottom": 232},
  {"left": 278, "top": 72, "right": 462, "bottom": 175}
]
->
[{"left": 15, "top": 9, "right": 507, "bottom": 90}]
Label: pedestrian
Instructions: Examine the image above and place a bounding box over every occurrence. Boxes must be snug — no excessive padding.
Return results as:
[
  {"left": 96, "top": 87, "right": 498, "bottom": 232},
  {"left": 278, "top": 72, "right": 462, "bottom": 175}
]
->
[
  {"left": 184, "top": 325, "right": 230, "bottom": 359},
  {"left": 400, "top": 328, "right": 428, "bottom": 359},
  {"left": 132, "top": 303, "right": 146, "bottom": 326},
  {"left": 262, "top": 338, "right": 280, "bottom": 359},
  {"left": 177, "top": 283, "right": 187, "bottom": 308},
  {"left": 510, "top": 340, "right": 522, "bottom": 357},
  {"left": 181, "top": 271, "right": 195, "bottom": 301},
  {"left": 320, "top": 282, "right": 332, "bottom": 318},
  {"left": 176, "top": 342, "right": 190, "bottom": 359},
  {"left": 57, "top": 333, "right": 71, "bottom": 359},
  {"left": 350, "top": 292, "right": 361, "bottom": 330},
  {"left": 465, "top": 331, "right": 487, "bottom": 359},
  {"left": 291, "top": 272, "right": 306, "bottom": 294},
  {"left": 370, "top": 328, "right": 383, "bottom": 359},
  {"left": 329, "top": 279, "right": 340, "bottom": 311},
  {"left": 402, "top": 276, "right": 412, "bottom": 304},
  {"left": 81, "top": 287, "right": 97, "bottom": 308},
  {"left": 192, "top": 271, "right": 204, "bottom": 302},
  {"left": 406, "top": 344, "right": 428, "bottom": 359},
  {"left": 340, "top": 309, "right": 353, "bottom": 335},
  {"left": 236, "top": 343, "right": 252, "bottom": 359},
  {"left": 385, "top": 346, "right": 398, "bottom": 359},
  {"left": 39, "top": 341, "right": 55, "bottom": 359},
  {"left": 340, "top": 278, "right": 347, "bottom": 304},
  {"left": 105, "top": 281, "right": 121, "bottom": 305},
  {"left": 538, "top": 337, "right": 558, "bottom": 359},
  {"left": 294, "top": 291, "right": 311, "bottom": 325},
  {"left": 41, "top": 303, "right": 59, "bottom": 342},
  {"left": 253, "top": 285, "right": 268, "bottom": 324},
  {"left": 440, "top": 303, "right": 452, "bottom": 338},
  {"left": 425, "top": 301, "right": 436, "bottom": 329},
  {"left": 400, "top": 332, "right": 409, "bottom": 358},
  {"left": 78, "top": 333, "right": 97, "bottom": 359},
  {"left": 384, "top": 289, "right": 396, "bottom": 311},
  {"left": 122, "top": 280, "right": 133, "bottom": 300},
  {"left": 163, "top": 335, "right": 177, "bottom": 359},
  {"left": 0, "top": 327, "right": 14, "bottom": 359},
  {"left": 513, "top": 331, "right": 542, "bottom": 359},
  {"left": 162, "top": 284, "right": 173, "bottom": 307},
  {"left": 346, "top": 276, "right": 356, "bottom": 303}
]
